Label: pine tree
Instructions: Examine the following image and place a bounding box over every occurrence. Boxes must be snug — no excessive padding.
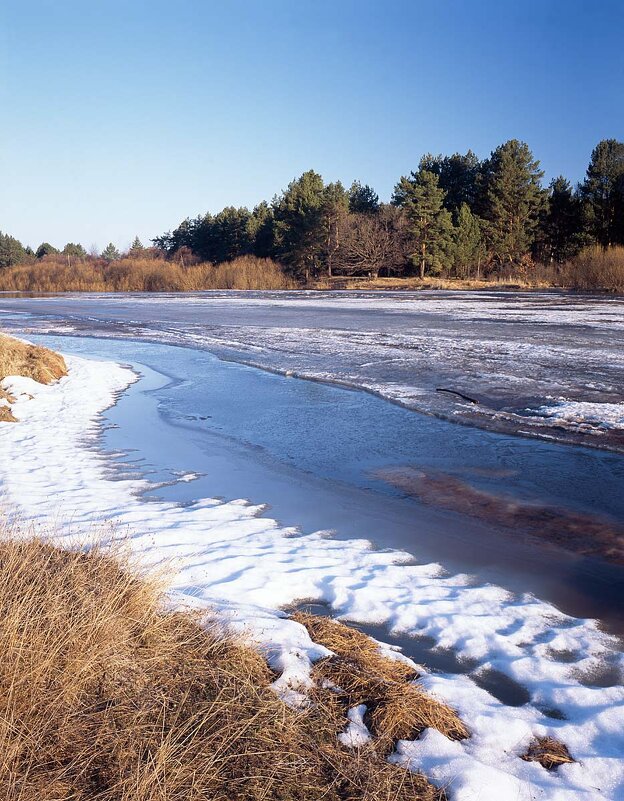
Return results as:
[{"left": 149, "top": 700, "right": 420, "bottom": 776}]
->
[
  {"left": 348, "top": 181, "right": 380, "bottom": 214},
  {"left": 394, "top": 170, "right": 454, "bottom": 278},
  {"left": 480, "top": 140, "right": 545, "bottom": 266},
  {"left": 248, "top": 202, "right": 275, "bottom": 258},
  {"left": 101, "top": 243, "right": 121, "bottom": 261},
  {"left": 581, "top": 139, "right": 624, "bottom": 247},
  {"left": 419, "top": 151, "right": 481, "bottom": 213},
  {"left": 35, "top": 242, "right": 59, "bottom": 259},
  {"left": 273, "top": 170, "right": 326, "bottom": 280},
  {"left": 63, "top": 243, "right": 87, "bottom": 259},
  {"left": 453, "top": 203, "right": 485, "bottom": 278},
  {"left": 322, "top": 181, "right": 349, "bottom": 277},
  {"left": 129, "top": 236, "right": 144, "bottom": 255},
  {"left": 0, "top": 232, "right": 28, "bottom": 267},
  {"left": 539, "top": 177, "right": 585, "bottom": 263}
]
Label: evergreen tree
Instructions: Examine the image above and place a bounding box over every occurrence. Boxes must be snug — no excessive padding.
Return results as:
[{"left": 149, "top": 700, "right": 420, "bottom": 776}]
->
[
  {"left": 0, "top": 232, "right": 28, "bottom": 267},
  {"left": 128, "top": 237, "right": 144, "bottom": 256},
  {"left": 36, "top": 242, "right": 59, "bottom": 258},
  {"left": 214, "top": 207, "right": 253, "bottom": 262},
  {"left": 248, "top": 201, "right": 275, "bottom": 258},
  {"left": 480, "top": 140, "right": 545, "bottom": 266},
  {"left": 63, "top": 243, "right": 87, "bottom": 258},
  {"left": 321, "top": 181, "right": 349, "bottom": 277},
  {"left": 273, "top": 170, "right": 326, "bottom": 280},
  {"left": 348, "top": 181, "right": 380, "bottom": 214},
  {"left": 453, "top": 203, "right": 485, "bottom": 278},
  {"left": 419, "top": 151, "right": 481, "bottom": 213},
  {"left": 580, "top": 139, "right": 624, "bottom": 247},
  {"left": 394, "top": 170, "right": 454, "bottom": 278},
  {"left": 539, "top": 177, "right": 585, "bottom": 263},
  {"left": 101, "top": 242, "right": 121, "bottom": 261}
]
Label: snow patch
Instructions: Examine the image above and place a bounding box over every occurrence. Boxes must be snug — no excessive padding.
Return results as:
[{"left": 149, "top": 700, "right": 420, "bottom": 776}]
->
[{"left": 531, "top": 400, "right": 624, "bottom": 432}]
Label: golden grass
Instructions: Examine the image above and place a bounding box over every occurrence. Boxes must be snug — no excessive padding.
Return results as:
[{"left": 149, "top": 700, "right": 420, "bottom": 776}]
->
[
  {"left": 521, "top": 736, "right": 574, "bottom": 770},
  {"left": 0, "top": 255, "right": 295, "bottom": 292},
  {"left": 0, "top": 334, "right": 67, "bottom": 422},
  {"left": 308, "top": 275, "right": 551, "bottom": 291},
  {"left": 291, "top": 612, "right": 468, "bottom": 754},
  {"left": 0, "top": 533, "right": 445, "bottom": 800},
  {"left": 560, "top": 245, "right": 624, "bottom": 292}
]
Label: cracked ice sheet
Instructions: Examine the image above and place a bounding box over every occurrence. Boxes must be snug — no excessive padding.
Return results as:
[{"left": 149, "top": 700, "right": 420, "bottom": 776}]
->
[
  {"left": 4, "top": 289, "right": 624, "bottom": 448},
  {"left": 0, "top": 348, "right": 623, "bottom": 800}
]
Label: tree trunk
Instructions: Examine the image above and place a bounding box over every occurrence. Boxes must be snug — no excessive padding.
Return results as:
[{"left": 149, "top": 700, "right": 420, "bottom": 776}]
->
[{"left": 420, "top": 243, "right": 426, "bottom": 279}]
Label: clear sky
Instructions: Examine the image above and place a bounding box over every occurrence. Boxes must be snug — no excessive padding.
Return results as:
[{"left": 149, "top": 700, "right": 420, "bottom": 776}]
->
[{"left": 1, "top": 0, "right": 623, "bottom": 251}]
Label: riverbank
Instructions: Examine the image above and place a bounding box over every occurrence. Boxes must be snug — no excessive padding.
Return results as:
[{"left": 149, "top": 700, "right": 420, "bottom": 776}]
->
[
  {"left": 0, "top": 332, "right": 66, "bottom": 420},
  {"left": 1, "top": 531, "right": 467, "bottom": 800},
  {"left": 0, "top": 338, "right": 622, "bottom": 799}
]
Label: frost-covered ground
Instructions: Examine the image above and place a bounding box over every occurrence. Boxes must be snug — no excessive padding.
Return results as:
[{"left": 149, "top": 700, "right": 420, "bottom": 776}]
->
[
  {"left": 1, "top": 349, "right": 623, "bottom": 800},
  {"left": 1, "top": 289, "right": 623, "bottom": 450}
]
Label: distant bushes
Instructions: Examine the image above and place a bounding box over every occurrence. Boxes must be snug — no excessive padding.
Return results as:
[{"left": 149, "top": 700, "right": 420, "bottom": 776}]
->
[
  {"left": 559, "top": 246, "right": 624, "bottom": 293},
  {"left": 0, "top": 254, "right": 294, "bottom": 293}
]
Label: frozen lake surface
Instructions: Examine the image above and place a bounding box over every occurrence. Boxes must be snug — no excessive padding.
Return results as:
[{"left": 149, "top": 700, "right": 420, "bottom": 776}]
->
[{"left": 1, "top": 289, "right": 623, "bottom": 450}]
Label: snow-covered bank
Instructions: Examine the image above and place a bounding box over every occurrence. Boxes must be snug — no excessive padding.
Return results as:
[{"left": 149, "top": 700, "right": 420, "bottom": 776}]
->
[{"left": 1, "top": 351, "right": 623, "bottom": 800}]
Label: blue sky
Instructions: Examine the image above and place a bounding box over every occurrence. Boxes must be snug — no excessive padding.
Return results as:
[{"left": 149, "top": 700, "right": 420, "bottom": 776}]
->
[{"left": 1, "top": 0, "right": 622, "bottom": 250}]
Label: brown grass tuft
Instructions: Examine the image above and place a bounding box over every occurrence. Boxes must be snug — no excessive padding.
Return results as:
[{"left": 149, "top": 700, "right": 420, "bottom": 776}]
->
[
  {"left": 0, "top": 333, "right": 67, "bottom": 384},
  {"left": 0, "top": 333, "right": 67, "bottom": 422},
  {"left": 0, "top": 534, "right": 443, "bottom": 800},
  {"left": 292, "top": 612, "right": 468, "bottom": 753},
  {"left": 521, "top": 736, "right": 575, "bottom": 770}
]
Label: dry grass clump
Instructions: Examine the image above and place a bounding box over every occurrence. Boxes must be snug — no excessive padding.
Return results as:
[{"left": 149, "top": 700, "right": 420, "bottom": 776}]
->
[
  {"left": 0, "top": 333, "right": 67, "bottom": 422},
  {"left": 521, "top": 736, "right": 575, "bottom": 770},
  {"left": 0, "top": 534, "right": 443, "bottom": 801},
  {"left": 560, "top": 245, "right": 624, "bottom": 292},
  {"left": 0, "top": 255, "right": 295, "bottom": 292},
  {"left": 0, "top": 333, "right": 67, "bottom": 384},
  {"left": 292, "top": 612, "right": 468, "bottom": 754}
]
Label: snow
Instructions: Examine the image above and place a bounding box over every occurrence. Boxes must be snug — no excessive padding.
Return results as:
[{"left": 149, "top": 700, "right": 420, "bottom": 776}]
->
[
  {"left": 338, "top": 705, "right": 371, "bottom": 748},
  {"left": 531, "top": 400, "right": 624, "bottom": 432},
  {"left": 0, "top": 350, "right": 623, "bottom": 800}
]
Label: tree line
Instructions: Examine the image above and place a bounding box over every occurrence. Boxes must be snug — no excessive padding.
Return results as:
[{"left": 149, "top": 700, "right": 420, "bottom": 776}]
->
[
  {"left": 152, "top": 138, "right": 624, "bottom": 281},
  {"left": 1, "top": 138, "right": 622, "bottom": 283}
]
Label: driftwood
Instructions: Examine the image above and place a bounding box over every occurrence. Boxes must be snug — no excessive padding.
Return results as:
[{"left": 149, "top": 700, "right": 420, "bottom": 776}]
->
[{"left": 436, "top": 387, "right": 478, "bottom": 404}]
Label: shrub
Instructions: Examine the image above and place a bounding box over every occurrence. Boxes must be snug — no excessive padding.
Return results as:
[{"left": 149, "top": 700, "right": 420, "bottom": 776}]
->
[
  {"left": 560, "top": 245, "right": 624, "bottom": 292},
  {"left": 0, "top": 255, "right": 295, "bottom": 292}
]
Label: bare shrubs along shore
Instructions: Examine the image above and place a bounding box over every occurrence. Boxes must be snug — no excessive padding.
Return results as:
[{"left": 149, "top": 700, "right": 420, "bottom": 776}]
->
[
  {"left": 0, "top": 246, "right": 623, "bottom": 294},
  {"left": 0, "top": 254, "right": 295, "bottom": 293}
]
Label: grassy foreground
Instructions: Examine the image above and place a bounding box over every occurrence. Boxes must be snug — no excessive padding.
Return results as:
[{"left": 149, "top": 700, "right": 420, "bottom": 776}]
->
[
  {"left": 0, "top": 533, "right": 461, "bottom": 801},
  {"left": 0, "top": 334, "right": 67, "bottom": 422}
]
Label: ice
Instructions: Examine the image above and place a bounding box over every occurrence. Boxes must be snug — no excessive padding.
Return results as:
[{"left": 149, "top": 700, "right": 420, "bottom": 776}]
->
[
  {"left": 1, "top": 289, "right": 623, "bottom": 450},
  {"left": 0, "top": 348, "right": 623, "bottom": 799}
]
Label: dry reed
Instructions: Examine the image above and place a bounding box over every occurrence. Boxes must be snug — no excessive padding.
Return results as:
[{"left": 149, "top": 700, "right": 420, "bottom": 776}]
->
[
  {"left": 521, "top": 736, "right": 575, "bottom": 770},
  {"left": 0, "top": 533, "right": 445, "bottom": 800},
  {"left": 291, "top": 612, "right": 468, "bottom": 754},
  {"left": 0, "top": 255, "right": 295, "bottom": 293}
]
